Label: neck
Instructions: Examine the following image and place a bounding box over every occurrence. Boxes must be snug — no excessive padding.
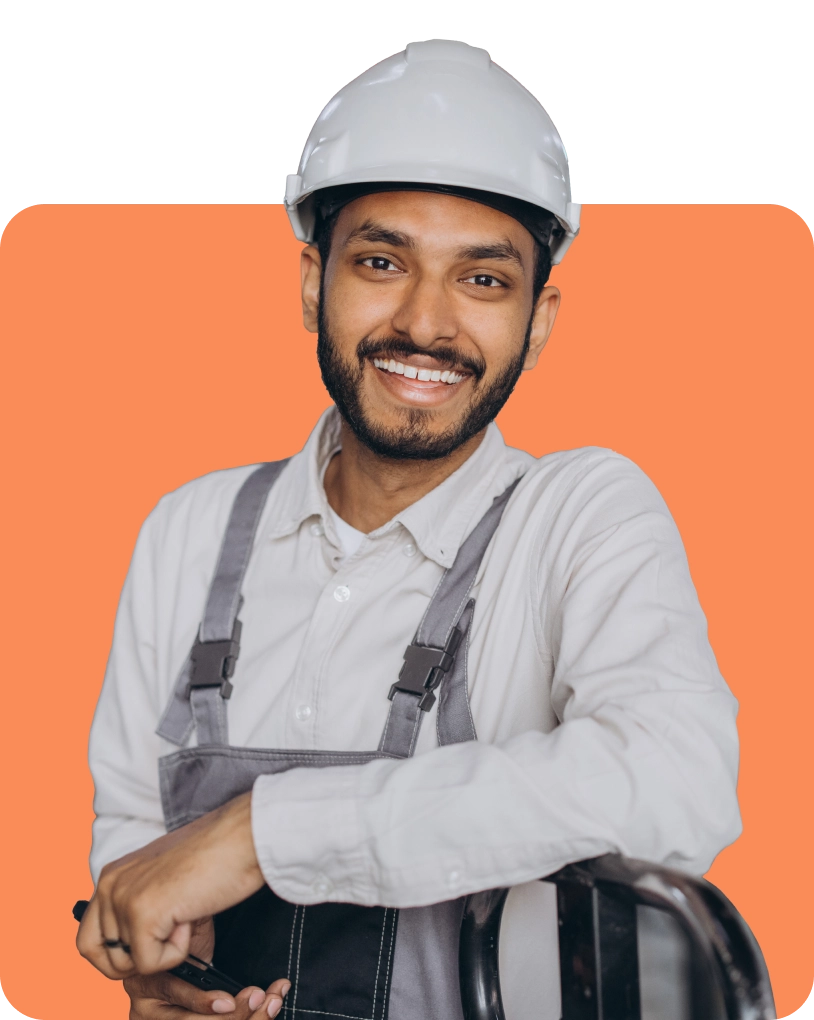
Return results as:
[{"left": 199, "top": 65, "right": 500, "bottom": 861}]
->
[{"left": 323, "top": 420, "right": 486, "bottom": 533}]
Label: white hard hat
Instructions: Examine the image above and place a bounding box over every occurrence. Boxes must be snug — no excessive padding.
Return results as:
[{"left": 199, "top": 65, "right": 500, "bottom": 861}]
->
[{"left": 285, "top": 39, "right": 581, "bottom": 264}]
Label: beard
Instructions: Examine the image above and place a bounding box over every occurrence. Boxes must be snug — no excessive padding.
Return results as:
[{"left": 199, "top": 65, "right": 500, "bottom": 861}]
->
[{"left": 316, "top": 300, "right": 532, "bottom": 461}]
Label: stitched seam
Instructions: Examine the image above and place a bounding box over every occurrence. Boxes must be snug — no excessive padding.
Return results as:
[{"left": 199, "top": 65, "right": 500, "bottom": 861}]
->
[
  {"left": 381, "top": 909, "right": 396, "bottom": 1020},
  {"left": 156, "top": 654, "right": 194, "bottom": 741},
  {"left": 370, "top": 908, "right": 388, "bottom": 1019},
  {"left": 378, "top": 701, "right": 395, "bottom": 753},
  {"left": 437, "top": 481, "right": 519, "bottom": 647},
  {"left": 203, "top": 462, "right": 284, "bottom": 640},
  {"left": 292, "top": 906, "right": 306, "bottom": 1019},
  {"left": 437, "top": 600, "right": 475, "bottom": 747},
  {"left": 287, "top": 905, "right": 298, "bottom": 982},
  {"left": 163, "top": 749, "right": 394, "bottom": 762},
  {"left": 415, "top": 567, "right": 447, "bottom": 644},
  {"left": 217, "top": 690, "right": 228, "bottom": 745},
  {"left": 280, "top": 1008, "right": 368, "bottom": 1020},
  {"left": 202, "top": 466, "right": 269, "bottom": 638},
  {"left": 406, "top": 709, "right": 422, "bottom": 757},
  {"left": 461, "top": 606, "right": 478, "bottom": 741},
  {"left": 441, "top": 575, "right": 477, "bottom": 648},
  {"left": 435, "top": 682, "right": 443, "bottom": 747}
]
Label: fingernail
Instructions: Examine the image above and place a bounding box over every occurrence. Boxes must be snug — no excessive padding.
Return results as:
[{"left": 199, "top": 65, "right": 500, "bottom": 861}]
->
[
  {"left": 212, "top": 999, "right": 235, "bottom": 1014},
  {"left": 267, "top": 994, "right": 283, "bottom": 1017},
  {"left": 281, "top": 981, "right": 291, "bottom": 997},
  {"left": 249, "top": 989, "right": 265, "bottom": 1010}
]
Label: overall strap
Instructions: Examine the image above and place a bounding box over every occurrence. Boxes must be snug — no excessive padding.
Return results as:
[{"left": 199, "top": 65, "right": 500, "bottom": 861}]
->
[
  {"left": 379, "top": 476, "right": 522, "bottom": 758},
  {"left": 157, "top": 460, "right": 290, "bottom": 747}
]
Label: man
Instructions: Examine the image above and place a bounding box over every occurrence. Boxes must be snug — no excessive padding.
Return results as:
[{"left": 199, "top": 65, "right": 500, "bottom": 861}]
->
[{"left": 77, "top": 39, "right": 741, "bottom": 1020}]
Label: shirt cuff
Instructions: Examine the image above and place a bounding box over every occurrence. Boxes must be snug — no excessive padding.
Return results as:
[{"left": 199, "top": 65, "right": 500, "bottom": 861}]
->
[{"left": 251, "top": 763, "right": 376, "bottom": 905}]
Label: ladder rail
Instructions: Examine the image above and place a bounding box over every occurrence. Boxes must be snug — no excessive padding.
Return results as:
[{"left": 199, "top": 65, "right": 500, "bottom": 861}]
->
[{"left": 459, "top": 853, "right": 776, "bottom": 1020}]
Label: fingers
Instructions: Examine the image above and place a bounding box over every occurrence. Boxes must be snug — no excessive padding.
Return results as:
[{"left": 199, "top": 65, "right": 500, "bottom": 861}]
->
[
  {"left": 76, "top": 892, "right": 137, "bottom": 981},
  {"left": 125, "top": 972, "right": 269, "bottom": 1017},
  {"left": 252, "top": 979, "right": 291, "bottom": 1019}
]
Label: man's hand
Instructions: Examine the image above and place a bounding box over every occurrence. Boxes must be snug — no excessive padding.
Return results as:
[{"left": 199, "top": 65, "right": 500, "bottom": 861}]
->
[
  {"left": 77, "top": 793, "right": 266, "bottom": 978},
  {"left": 122, "top": 918, "right": 290, "bottom": 1019},
  {"left": 124, "top": 972, "right": 291, "bottom": 1019}
]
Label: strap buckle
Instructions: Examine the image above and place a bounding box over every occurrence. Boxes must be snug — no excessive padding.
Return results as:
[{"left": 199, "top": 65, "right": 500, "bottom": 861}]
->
[
  {"left": 388, "top": 626, "right": 463, "bottom": 712},
  {"left": 188, "top": 619, "right": 242, "bottom": 700}
]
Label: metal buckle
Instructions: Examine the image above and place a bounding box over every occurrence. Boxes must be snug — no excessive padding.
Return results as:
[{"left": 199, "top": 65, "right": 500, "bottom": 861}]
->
[
  {"left": 388, "top": 626, "right": 463, "bottom": 711},
  {"left": 188, "top": 619, "right": 242, "bottom": 699}
]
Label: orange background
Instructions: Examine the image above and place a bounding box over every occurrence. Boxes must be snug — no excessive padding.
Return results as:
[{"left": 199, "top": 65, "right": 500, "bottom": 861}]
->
[{"left": 0, "top": 204, "right": 811, "bottom": 1018}]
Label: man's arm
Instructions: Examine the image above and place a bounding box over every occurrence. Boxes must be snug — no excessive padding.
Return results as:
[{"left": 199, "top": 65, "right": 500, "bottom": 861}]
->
[
  {"left": 89, "top": 498, "right": 173, "bottom": 881},
  {"left": 248, "top": 456, "right": 741, "bottom": 908}
]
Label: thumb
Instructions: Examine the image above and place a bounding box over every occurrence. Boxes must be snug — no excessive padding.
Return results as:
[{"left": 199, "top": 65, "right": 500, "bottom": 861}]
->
[
  {"left": 132, "top": 920, "right": 191, "bottom": 974},
  {"left": 166, "top": 921, "right": 192, "bottom": 958}
]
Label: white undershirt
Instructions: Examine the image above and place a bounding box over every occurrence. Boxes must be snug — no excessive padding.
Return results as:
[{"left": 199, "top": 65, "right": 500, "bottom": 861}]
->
[{"left": 326, "top": 504, "right": 367, "bottom": 559}]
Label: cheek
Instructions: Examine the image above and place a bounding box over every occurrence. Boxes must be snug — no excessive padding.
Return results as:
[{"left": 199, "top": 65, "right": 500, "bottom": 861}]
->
[
  {"left": 458, "top": 301, "right": 530, "bottom": 367},
  {"left": 327, "top": 273, "right": 398, "bottom": 342}
]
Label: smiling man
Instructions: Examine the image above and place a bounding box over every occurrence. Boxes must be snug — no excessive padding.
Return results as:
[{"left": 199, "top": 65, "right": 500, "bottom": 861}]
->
[{"left": 77, "top": 40, "right": 741, "bottom": 1020}]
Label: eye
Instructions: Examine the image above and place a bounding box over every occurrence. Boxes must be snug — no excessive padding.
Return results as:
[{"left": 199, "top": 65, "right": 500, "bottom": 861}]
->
[
  {"left": 361, "top": 256, "right": 399, "bottom": 272},
  {"left": 463, "top": 273, "right": 504, "bottom": 288}
]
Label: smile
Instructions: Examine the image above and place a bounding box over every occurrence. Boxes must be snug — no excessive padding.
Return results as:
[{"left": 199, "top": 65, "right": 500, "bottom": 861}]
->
[{"left": 372, "top": 358, "right": 466, "bottom": 385}]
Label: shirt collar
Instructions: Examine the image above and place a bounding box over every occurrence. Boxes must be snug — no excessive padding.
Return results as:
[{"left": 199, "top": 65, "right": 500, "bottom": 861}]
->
[{"left": 265, "top": 406, "right": 529, "bottom": 568}]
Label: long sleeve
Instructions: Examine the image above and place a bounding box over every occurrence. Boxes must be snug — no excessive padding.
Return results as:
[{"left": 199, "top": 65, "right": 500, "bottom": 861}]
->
[
  {"left": 88, "top": 504, "right": 169, "bottom": 882},
  {"left": 251, "top": 458, "right": 742, "bottom": 908}
]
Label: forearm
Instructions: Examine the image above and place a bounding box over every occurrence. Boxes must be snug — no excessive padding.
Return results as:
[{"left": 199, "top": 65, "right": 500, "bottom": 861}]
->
[{"left": 251, "top": 688, "right": 741, "bottom": 908}]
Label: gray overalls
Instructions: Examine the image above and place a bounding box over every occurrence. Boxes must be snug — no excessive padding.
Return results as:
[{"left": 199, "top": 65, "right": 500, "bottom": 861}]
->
[{"left": 155, "top": 460, "right": 519, "bottom": 1020}]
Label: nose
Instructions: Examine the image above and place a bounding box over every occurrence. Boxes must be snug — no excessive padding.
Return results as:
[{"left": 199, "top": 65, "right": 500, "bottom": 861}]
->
[{"left": 389, "top": 273, "right": 459, "bottom": 349}]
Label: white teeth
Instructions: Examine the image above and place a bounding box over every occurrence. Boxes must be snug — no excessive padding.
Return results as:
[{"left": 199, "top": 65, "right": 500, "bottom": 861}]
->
[{"left": 372, "top": 358, "right": 465, "bottom": 383}]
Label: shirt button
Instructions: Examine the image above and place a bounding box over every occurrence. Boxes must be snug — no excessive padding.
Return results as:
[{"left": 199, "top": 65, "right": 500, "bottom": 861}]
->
[
  {"left": 295, "top": 704, "right": 312, "bottom": 721},
  {"left": 447, "top": 869, "right": 463, "bottom": 889},
  {"left": 333, "top": 585, "right": 350, "bottom": 602},
  {"left": 310, "top": 522, "right": 324, "bottom": 537},
  {"left": 312, "top": 875, "right": 332, "bottom": 897},
  {"left": 403, "top": 543, "right": 416, "bottom": 557}
]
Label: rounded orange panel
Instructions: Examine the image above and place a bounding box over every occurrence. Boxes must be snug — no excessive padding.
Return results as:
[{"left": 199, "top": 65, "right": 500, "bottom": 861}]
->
[{"left": 0, "top": 204, "right": 811, "bottom": 1018}]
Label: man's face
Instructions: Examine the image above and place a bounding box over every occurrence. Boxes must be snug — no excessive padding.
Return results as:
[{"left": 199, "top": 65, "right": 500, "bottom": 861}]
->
[{"left": 301, "top": 191, "right": 559, "bottom": 460}]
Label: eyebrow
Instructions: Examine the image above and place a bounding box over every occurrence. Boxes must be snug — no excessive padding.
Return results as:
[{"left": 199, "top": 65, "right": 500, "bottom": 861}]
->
[
  {"left": 344, "top": 221, "right": 416, "bottom": 249},
  {"left": 343, "top": 222, "right": 527, "bottom": 271},
  {"left": 455, "top": 241, "right": 526, "bottom": 270}
]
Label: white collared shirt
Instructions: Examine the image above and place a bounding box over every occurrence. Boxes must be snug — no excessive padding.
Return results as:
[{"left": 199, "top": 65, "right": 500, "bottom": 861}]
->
[{"left": 88, "top": 407, "right": 741, "bottom": 1017}]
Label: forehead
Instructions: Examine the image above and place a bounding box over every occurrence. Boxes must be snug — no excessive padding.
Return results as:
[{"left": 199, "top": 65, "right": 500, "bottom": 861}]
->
[{"left": 332, "top": 190, "right": 536, "bottom": 257}]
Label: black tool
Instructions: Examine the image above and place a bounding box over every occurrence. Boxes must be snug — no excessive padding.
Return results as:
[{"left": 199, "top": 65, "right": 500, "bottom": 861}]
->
[{"left": 72, "top": 900, "right": 244, "bottom": 997}]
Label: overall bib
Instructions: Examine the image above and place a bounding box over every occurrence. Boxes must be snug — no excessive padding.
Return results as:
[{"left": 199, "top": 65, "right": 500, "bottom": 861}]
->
[{"left": 156, "top": 460, "right": 519, "bottom": 1020}]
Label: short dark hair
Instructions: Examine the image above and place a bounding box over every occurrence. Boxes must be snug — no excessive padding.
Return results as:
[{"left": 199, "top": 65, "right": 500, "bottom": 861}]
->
[{"left": 315, "top": 202, "right": 553, "bottom": 306}]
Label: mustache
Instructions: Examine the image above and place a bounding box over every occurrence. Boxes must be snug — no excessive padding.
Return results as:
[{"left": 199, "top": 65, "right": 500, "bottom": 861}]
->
[{"left": 356, "top": 337, "right": 486, "bottom": 382}]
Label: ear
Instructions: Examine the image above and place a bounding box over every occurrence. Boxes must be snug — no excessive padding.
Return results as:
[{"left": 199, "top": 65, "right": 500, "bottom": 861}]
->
[
  {"left": 301, "top": 245, "right": 322, "bottom": 334},
  {"left": 522, "top": 286, "right": 561, "bottom": 371}
]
